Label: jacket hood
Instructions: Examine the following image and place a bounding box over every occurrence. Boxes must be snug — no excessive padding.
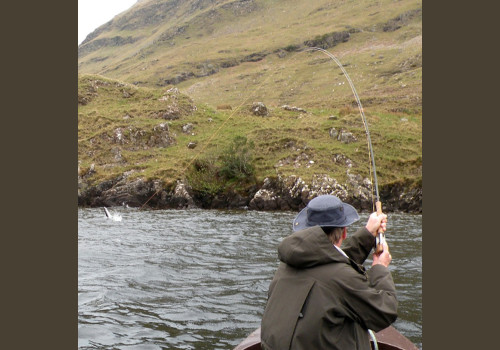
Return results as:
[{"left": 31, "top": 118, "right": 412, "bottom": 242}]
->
[{"left": 278, "top": 226, "right": 346, "bottom": 268}]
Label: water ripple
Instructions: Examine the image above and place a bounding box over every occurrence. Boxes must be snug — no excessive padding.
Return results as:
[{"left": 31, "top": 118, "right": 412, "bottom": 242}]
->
[{"left": 79, "top": 208, "right": 422, "bottom": 349}]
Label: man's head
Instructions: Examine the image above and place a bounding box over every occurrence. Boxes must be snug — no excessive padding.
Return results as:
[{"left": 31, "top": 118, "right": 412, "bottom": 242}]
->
[
  {"left": 322, "top": 226, "right": 346, "bottom": 245},
  {"left": 292, "top": 195, "right": 360, "bottom": 232}
]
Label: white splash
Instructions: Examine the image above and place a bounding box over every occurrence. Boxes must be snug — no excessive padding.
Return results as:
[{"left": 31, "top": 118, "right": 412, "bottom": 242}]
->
[{"left": 103, "top": 207, "right": 123, "bottom": 221}]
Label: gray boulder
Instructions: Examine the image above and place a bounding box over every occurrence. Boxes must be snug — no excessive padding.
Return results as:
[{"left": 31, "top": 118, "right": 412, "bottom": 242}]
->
[{"left": 250, "top": 102, "right": 269, "bottom": 116}]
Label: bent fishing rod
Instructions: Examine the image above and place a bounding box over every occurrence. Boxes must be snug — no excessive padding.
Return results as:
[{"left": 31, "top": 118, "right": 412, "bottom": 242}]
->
[
  {"left": 304, "top": 47, "right": 386, "bottom": 253},
  {"left": 140, "top": 46, "right": 386, "bottom": 253}
]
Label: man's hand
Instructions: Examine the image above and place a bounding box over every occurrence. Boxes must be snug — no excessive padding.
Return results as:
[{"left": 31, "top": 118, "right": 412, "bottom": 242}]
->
[
  {"left": 372, "top": 242, "right": 392, "bottom": 267},
  {"left": 365, "top": 212, "right": 387, "bottom": 237}
]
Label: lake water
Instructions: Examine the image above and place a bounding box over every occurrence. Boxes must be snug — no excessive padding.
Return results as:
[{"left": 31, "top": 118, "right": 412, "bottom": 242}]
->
[{"left": 78, "top": 208, "right": 422, "bottom": 349}]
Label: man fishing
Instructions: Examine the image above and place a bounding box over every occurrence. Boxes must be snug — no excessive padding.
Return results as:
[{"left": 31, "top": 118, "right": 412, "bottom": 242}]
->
[{"left": 260, "top": 194, "right": 397, "bottom": 350}]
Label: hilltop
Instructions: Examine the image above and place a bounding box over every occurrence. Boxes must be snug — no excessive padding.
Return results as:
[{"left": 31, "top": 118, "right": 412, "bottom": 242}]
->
[
  {"left": 79, "top": 0, "right": 421, "bottom": 113},
  {"left": 78, "top": 0, "right": 422, "bottom": 212}
]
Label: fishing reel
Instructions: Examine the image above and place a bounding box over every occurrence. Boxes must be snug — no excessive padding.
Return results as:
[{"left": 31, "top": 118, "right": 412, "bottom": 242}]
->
[
  {"left": 375, "top": 201, "right": 386, "bottom": 254},
  {"left": 375, "top": 233, "right": 386, "bottom": 254}
]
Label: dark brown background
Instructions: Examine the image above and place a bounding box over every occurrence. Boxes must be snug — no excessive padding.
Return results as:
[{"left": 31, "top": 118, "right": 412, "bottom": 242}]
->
[
  {"left": 421, "top": 2, "right": 499, "bottom": 349},
  {"left": 3, "top": 1, "right": 77, "bottom": 349}
]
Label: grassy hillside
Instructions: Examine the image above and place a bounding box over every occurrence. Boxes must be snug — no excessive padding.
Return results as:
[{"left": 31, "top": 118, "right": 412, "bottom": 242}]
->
[
  {"left": 78, "top": 0, "right": 421, "bottom": 114},
  {"left": 78, "top": 0, "right": 421, "bottom": 198},
  {"left": 78, "top": 74, "right": 421, "bottom": 192}
]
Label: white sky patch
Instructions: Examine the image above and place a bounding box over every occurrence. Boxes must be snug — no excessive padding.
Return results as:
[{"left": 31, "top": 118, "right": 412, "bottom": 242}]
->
[{"left": 78, "top": 0, "right": 138, "bottom": 45}]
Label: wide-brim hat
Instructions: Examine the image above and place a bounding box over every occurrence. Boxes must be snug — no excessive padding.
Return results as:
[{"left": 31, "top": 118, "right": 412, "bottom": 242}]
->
[{"left": 293, "top": 195, "right": 360, "bottom": 231}]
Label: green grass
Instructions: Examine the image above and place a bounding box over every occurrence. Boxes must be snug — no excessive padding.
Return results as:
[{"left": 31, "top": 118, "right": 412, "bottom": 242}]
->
[
  {"left": 78, "top": 73, "right": 421, "bottom": 190},
  {"left": 78, "top": 0, "right": 421, "bottom": 191},
  {"left": 79, "top": 0, "right": 422, "bottom": 113}
]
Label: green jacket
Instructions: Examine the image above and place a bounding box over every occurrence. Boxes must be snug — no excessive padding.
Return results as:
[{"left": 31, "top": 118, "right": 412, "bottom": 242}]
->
[{"left": 261, "top": 226, "right": 398, "bottom": 350}]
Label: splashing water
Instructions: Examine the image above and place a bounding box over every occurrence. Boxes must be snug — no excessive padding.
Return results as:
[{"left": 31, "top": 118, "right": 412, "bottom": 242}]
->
[{"left": 103, "top": 207, "right": 122, "bottom": 221}]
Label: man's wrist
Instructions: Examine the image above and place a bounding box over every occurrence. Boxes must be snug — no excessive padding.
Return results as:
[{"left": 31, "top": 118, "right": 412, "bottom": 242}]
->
[{"left": 365, "top": 225, "right": 377, "bottom": 237}]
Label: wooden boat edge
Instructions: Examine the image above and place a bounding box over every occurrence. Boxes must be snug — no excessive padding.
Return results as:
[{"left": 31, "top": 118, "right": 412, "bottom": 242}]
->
[{"left": 233, "top": 326, "right": 419, "bottom": 350}]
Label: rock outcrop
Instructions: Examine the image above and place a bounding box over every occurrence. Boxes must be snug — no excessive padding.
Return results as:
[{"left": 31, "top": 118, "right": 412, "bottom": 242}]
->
[{"left": 78, "top": 172, "right": 421, "bottom": 213}]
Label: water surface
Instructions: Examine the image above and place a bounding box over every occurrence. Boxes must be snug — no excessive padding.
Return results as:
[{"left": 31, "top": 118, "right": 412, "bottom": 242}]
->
[{"left": 79, "top": 208, "right": 422, "bottom": 349}]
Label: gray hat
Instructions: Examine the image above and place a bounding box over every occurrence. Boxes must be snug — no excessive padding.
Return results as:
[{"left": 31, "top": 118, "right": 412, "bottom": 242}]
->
[{"left": 292, "top": 195, "right": 360, "bottom": 231}]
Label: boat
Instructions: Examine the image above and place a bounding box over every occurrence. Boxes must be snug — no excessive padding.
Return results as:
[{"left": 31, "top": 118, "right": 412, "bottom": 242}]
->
[{"left": 233, "top": 326, "right": 419, "bottom": 350}]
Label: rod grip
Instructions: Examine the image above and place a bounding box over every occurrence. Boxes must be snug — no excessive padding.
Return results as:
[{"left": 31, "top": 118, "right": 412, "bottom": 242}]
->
[{"left": 375, "top": 201, "right": 385, "bottom": 254}]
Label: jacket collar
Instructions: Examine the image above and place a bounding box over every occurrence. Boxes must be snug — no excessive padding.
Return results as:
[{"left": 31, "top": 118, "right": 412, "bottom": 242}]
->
[{"left": 278, "top": 226, "right": 348, "bottom": 268}]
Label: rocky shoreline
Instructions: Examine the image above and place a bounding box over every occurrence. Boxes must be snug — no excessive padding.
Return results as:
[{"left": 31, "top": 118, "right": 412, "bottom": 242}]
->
[{"left": 78, "top": 173, "right": 421, "bottom": 213}]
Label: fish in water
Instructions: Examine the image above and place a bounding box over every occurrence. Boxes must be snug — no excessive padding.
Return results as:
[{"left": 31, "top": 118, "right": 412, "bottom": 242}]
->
[{"left": 103, "top": 207, "right": 122, "bottom": 221}]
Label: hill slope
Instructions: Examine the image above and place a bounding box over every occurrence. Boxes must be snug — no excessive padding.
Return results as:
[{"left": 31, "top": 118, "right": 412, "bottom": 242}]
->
[
  {"left": 78, "top": 0, "right": 421, "bottom": 113},
  {"left": 78, "top": 73, "right": 421, "bottom": 211},
  {"left": 77, "top": 0, "right": 422, "bottom": 211}
]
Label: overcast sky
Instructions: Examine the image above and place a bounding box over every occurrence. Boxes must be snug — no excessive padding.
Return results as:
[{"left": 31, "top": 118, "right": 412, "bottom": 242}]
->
[{"left": 78, "top": 0, "right": 138, "bottom": 45}]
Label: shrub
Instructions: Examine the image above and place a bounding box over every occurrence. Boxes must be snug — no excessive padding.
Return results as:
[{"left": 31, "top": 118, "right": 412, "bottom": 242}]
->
[
  {"left": 219, "top": 136, "right": 255, "bottom": 181},
  {"left": 185, "top": 157, "right": 223, "bottom": 196},
  {"left": 186, "top": 136, "right": 255, "bottom": 195}
]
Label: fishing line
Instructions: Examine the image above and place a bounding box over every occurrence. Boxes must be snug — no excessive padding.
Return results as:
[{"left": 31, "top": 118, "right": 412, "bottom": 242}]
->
[
  {"left": 136, "top": 46, "right": 383, "bottom": 236},
  {"left": 140, "top": 51, "right": 300, "bottom": 209},
  {"left": 303, "top": 47, "right": 386, "bottom": 253},
  {"left": 302, "top": 47, "right": 380, "bottom": 209}
]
